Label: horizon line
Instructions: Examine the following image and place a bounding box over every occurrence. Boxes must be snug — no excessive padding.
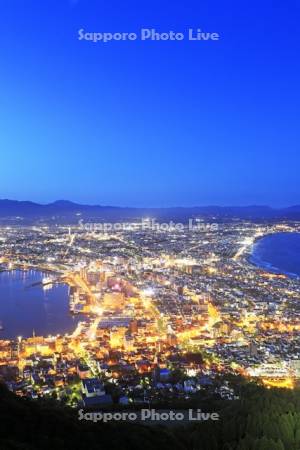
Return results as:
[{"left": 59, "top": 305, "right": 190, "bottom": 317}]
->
[{"left": 0, "top": 198, "right": 299, "bottom": 210}]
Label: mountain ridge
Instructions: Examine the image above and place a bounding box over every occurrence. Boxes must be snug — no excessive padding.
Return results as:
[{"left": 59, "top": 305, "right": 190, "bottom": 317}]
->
[{"left": 0, "top": 199, "right": 299, "bottom": 223}]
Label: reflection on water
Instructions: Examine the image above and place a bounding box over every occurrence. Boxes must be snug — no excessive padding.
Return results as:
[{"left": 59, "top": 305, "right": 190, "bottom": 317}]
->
[{"left": 0, "top": 269, "right": 79, "bottom": 339}]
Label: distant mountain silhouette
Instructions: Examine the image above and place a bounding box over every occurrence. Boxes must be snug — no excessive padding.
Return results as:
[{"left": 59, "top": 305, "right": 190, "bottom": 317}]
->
[{"left": 0, "top": 199, "right": 299, "bottom": 223}]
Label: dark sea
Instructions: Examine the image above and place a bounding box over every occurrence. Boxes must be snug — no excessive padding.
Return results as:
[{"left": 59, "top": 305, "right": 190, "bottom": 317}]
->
[
  {"left": 0, "top": 269, "right": 78, "bottom": 339},
  {"left": 249, "top": 232, "right": 300, "bottom": 278}
]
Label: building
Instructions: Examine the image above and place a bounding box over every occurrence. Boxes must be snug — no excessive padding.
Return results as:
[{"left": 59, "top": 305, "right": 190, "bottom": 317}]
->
[{"left": 82, "top": 378, "right": 105, "bottom": 398}]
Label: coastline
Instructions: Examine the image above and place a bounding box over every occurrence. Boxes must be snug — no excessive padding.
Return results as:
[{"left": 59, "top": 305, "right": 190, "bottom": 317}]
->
[
  {"left": 245, "top": 231, "right": 300, "bottom": 279},
  {"left": 0, "top": 268, "right": 78, "bottom": 340}
]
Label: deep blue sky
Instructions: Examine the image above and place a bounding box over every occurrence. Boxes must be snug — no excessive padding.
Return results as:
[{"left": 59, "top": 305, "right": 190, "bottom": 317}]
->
[{"left": 0, "top": 0, "right": 299, "bottom": 207}]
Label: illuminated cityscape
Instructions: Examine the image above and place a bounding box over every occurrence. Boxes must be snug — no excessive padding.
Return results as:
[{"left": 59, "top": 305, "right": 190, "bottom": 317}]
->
[
  {"left": 0, "top": 220, "right": 299, "bottom": 407},
  {"left": 1, "top": 0, "right": 300, "bottom": 447}
]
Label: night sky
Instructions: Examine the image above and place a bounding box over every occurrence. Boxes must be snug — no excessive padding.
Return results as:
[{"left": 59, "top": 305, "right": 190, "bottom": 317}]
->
[{"left": 0, "top": 0, "right": 299, "bottom": 207}]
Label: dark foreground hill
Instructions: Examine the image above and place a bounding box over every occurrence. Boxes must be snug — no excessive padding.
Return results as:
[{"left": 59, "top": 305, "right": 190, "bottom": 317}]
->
[
  {"left": 0, "top": 383, "right": 183, "bottom": 450},
  {"left": 1, "top": 381, "right": 300, "bottom": 449}
]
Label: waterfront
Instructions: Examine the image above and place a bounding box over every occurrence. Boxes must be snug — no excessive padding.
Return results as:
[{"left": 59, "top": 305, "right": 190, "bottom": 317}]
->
[
  {"left": 1, "top": 221, "right": 300, "bottom": 408},
  {"left": 0, "top": 269, "right": 78, "bottom": 339},
  {"left": 250, "top": 232, "right": 300, "bottom": 278}
]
